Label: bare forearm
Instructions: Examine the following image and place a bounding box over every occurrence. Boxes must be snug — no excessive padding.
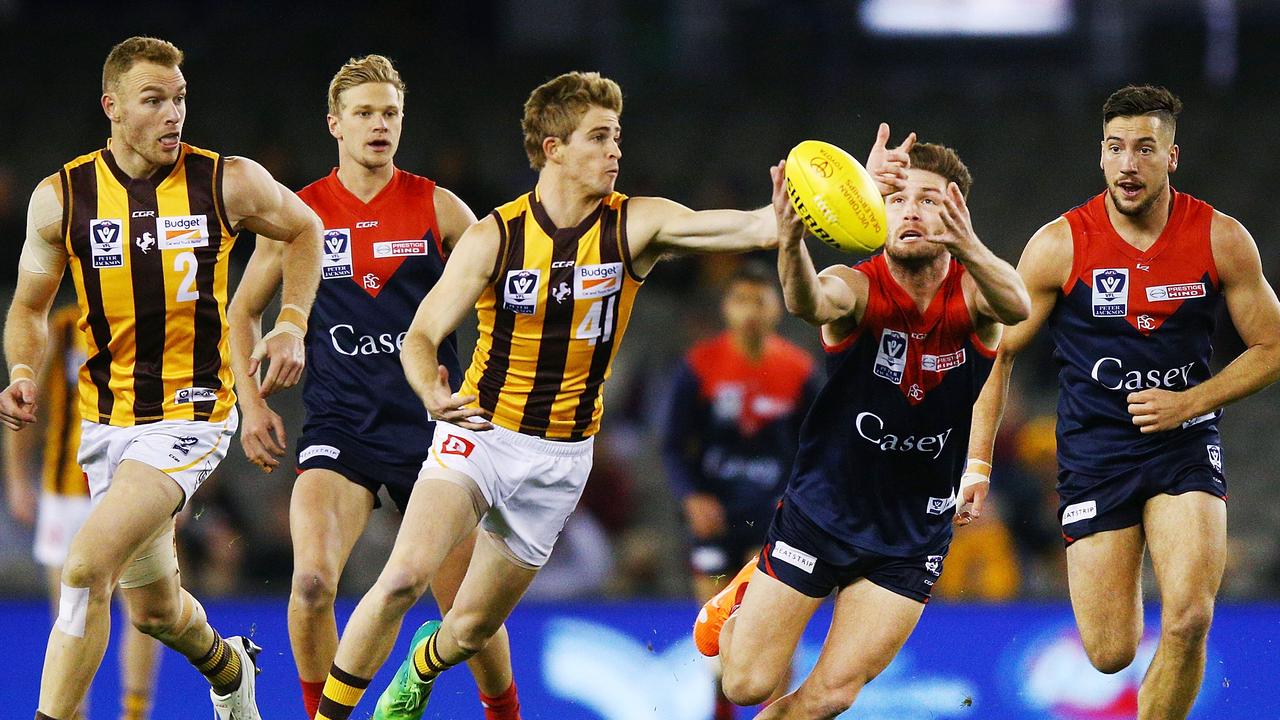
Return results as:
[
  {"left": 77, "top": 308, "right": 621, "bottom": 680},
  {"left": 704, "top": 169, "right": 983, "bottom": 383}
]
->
[
  {"left": 960, "top": 245, "right": 1031, "bottom": 325},
  {"left": 968, "top": 351, "right": 1015, "bottom": 466},
  {"left": 1185, "top": 342, "right": 1280, "bottom": 417},
  {"left": 401, "top": 332, "right": 443, "bottom": 404},
  {"left": 3, "top": 308, "right": 49, "bottom": 375},
  {"left": 227, "top": 305, "right": 266, "bottom": 407},
  {"left": 279, "top": 230, "right": 321, "bottom": 313},
  {"left": 777, "top": 238, "right": 825, "bottom": 324}
]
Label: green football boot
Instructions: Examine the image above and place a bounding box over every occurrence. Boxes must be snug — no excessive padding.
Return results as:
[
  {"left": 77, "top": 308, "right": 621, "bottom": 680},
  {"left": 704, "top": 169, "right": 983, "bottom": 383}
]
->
[{"left": 371, "top": 620, "right": 440, "bottom": 720}]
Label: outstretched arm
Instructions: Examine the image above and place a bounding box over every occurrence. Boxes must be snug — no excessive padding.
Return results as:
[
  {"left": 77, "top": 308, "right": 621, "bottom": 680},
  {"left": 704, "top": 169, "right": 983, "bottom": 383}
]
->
[
  {"left": 930, "top": 182, "right": 1031, "bottom": 327},
  {"left": 227, "top": 237, "right": 288, "bottom": 471},
  {"left": 402, "top": 216, "right": 501, "bottom": 431},
  {"left": 223, "top": 157, "right": 322, "bottom": 394},
  {"left": 1126, "top": 213, "right": 1280, "bottom": 432}
]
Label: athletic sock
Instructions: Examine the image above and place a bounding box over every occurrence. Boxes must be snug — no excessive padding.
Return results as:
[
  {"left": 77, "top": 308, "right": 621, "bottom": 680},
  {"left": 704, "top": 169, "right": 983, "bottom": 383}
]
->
[
  {"left": 479, "top": 680, "right": 521, "bottom": 720},
  {"left": 300, "top": 677, "right": 325, "bottom": 718},
  {"left": 411, "top": 630, "right": 457, "bottom": 682},
  {"left": 122, "top": 689, "right": 152, "bottom": 720},
  {"left": 192, "top": 631, "right": 243, "bottom": 696},
  {"left": 315, "top": 664, "right": 370, "bottom": 720}
]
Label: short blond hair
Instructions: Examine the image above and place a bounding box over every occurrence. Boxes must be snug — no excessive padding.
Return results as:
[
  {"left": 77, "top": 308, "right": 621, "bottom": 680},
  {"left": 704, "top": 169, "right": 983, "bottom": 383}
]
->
[
  {"left": 327, "top": 54, "right": 406, "bottom": 116},
  {"left": 522, "top": 71, "right": 623, "bottom": 170},
  {"left": 102, "top": 37, "right": 183, "bottom": 93}
]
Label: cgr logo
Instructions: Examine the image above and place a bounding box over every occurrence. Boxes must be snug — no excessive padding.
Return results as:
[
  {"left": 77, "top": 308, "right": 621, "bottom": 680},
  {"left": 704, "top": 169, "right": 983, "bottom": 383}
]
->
[
  {"left": 356, "top": 220, "right": 378, "bottom": 228},
  {"left": 440, "top": 434, "right": 475, "bottom": 458}
]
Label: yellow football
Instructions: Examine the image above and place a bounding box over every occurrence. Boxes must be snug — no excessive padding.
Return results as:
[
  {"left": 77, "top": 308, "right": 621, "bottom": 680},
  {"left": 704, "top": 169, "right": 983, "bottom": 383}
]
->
[{"left": 784, "top": 140, "right": 887, "bottom": 253}]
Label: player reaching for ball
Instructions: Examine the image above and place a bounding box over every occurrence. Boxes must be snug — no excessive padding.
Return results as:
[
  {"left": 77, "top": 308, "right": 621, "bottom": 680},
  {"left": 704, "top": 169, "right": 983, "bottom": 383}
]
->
[{"left": 696, "top": 126, "right": 1030, "bottom": 718}]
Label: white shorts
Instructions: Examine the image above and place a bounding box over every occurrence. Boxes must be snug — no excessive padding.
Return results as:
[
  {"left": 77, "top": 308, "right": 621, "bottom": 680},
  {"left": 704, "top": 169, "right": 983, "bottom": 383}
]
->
[
  {"left": 425, "top": 423, "right": 594, "bottom": 568},
  {"left": 78, "top": 410, "right": 238, "bottom": 512},
  {"left": 33, "top": 492, "right": 93, "bottom": 567}
]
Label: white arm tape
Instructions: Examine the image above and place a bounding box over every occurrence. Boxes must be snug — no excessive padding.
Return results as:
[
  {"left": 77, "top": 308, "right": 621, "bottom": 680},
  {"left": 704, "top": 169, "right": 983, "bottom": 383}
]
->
[
  {"left": 21, "top": 182, "right": 68, "bottom": 275},
  {"left": 251, "top": 321, "right": 306, "bottom": 360},
  {"left": 959, "top": 471, "right": 991, "bottom": 494}
]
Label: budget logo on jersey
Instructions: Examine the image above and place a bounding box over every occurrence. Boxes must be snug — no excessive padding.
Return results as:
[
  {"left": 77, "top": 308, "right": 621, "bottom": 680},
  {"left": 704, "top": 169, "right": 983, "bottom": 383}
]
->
[
  {"left": 1145, "top": 282, "right": 1206, "bottom": 302},
  {"left": 89, "top": 219, "right": 124, "bottom": 268},
  {"left": 873, "top": 329, "right": 909, "bottom": 384},
  {"left": 1091, "top": 268, "right": 1129, "bottom": 317},
  {"left": 321, "top": 228, "right": 353, "bottom": 279},
  {"left": 921, "top": 348, "right": 966, "bottom": 372},
  {"left": 372, "top": 240, "right": 428, "bottom": 258},
  {"left": 575, "top": 262, "right": 623, "bottom": 299},
  {"left": 503, "top": 269, "right": 541, "bottom": 314},
  {"left": 157, "top": 215, "right": 210, "bottom": 249}
]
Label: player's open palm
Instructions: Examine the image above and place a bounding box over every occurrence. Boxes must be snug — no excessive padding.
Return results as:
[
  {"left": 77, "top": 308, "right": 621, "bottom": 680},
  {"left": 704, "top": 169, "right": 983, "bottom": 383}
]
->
[
  {"left": 251, "top": 329, "right": 305, "bottom": 397},
  {"left": 865, "top": 122, "right": 914, "bottom": 196},
  {"left": 240, "top": 401, "right": 287, "bottom": 472},
  {"left": 930, "top": 182, "right": 981, "bottom": 260},
  {"left": 0, "top": 379, "right": 38, "bottom": 431},
  {"left": 423, "top": 365, "right": 493, "bottom": 431}
]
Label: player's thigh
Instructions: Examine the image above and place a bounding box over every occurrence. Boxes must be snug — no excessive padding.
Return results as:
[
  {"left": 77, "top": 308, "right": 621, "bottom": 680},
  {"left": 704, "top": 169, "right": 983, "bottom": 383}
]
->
[
  {"left": 805, "top": 578, "right": 924, "bottom": 691},
  {"left": 1066, "top": 525, "right": 1145, "bottom": 657},
  {"left": 65, "top": 460, "right": 185, "bottom": 584},
  {"left": 290, "top": 468, "right": 375, "bottom": 575},
  {"left": 723, "top": 570, "right": 823, "bottom": 683},
  {"left": 431, "top": 527, "right": 481, "bottom": 612},
  {"left": 446, "top": 530, "right": 538, "bottom": 644},
  {"left": 1144, "top": 492, "right": 1226, "bottom": 627},
  {"left": 379, "top": 472, "right": 485, "bottom": 589}
]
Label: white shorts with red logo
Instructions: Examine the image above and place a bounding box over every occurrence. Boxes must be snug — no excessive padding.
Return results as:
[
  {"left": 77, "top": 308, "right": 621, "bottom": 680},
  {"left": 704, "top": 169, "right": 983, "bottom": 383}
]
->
[
  {"left": 425, "top": 423, "right": 594, "bottom": 568},
  {"left": 34, "top": 492, "right": 94, "bottom": 567}
]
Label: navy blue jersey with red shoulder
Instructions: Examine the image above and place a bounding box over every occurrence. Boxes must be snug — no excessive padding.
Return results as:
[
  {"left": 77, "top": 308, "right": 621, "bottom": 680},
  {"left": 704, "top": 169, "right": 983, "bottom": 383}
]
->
[
  {"left": 784, "top": 254, "right": 995, "bottom": 556},
  {"left": 662, "top": 333, "right": 817, "bottom": 521},
  {"left": 296, "top": 168, "right": 461, "bottom": 466},
  {"left": 1052, "top": 191, "right": 1222, "bottom": 475}
]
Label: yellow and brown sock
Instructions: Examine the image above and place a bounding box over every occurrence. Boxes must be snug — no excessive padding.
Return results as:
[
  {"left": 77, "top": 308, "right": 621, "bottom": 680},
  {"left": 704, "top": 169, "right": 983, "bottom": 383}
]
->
[
  {"left": 315, "top": 665, "right": 370, "bottom": 720},
  {"left": 411, "top": 629, "right": 458, "bottom": 682},
  {"left": 122, "top": 690, "right": 151, "bottom": 720},
  {"left": 192, "top": 632, "right": 243, "bottom": 696}
]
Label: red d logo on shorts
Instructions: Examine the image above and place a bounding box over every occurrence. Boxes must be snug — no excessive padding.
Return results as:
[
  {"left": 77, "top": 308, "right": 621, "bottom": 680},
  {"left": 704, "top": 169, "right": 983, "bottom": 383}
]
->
[{"left": 440, "top": 434, "right": 475, "bottom": 458}]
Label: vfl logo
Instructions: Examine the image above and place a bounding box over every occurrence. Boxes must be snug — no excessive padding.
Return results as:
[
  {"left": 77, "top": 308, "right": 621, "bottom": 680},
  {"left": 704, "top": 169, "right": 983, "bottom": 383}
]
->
[
  {"left": 171, "top": 436, "right": 199, "bottom": 456},
  {"left": 90, "top": 219, "right": 125, "bottom": 268},
  {"left": 809, "top": 157, "right": 833, "bottom": 178},
  {"left": 321, "top": 228, "right": 353, "bottom": 279},
  {"left": 873, "top": 329, "right": 908, "bottom": 384},
  {"left": 1207, "top": 444, "right": 1223, "bottom": 474},
  {"left": 440, "top": 434, "right": 475, "bottom": 458},
  {"left": 1092, "top": 268, "right": 1129, "bottom": 317},
  {"left": 553, "top": 281, "right": 572, "bottom": 303},
  {"left": 502, "top": 269, "right": 541, "bottom": 314},
  {"left": 925, "top": 555, "right": 944, "bottom": 577},
  {"left": 926, "top": 494, "right": 956, "bottom": 515},
  {"left": 135, "top": 232, "right": 156, "bottom": 253}
]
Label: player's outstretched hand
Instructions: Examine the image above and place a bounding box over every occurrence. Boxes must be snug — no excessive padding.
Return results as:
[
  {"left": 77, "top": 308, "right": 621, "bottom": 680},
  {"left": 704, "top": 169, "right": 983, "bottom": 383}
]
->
[
  {"left": 928, "top": 182, "right": 982, "bottom": 261},
  {"left": 954, "top": 472, "right": 989, "bottom": 526},
  {"left": 240, "top": 401, "right": 287, "bottom": 473},
  {"left": 1127, "top": 388, "right": 1194, "bottom": 433},
  {"left": 865, "top": 123, "right": 915, "bottom": 197},
  {"left": 0, "top": 379, "right": 38, "bottom": 431},
  {"left": 424, "top": 365, "right": 493, "bottom": 431},
  {"left": 771, "top": 160, "right": 804, "bottom": 245},
  {"left": 251, "top": 326, "right": 306, "bottom": 397}
]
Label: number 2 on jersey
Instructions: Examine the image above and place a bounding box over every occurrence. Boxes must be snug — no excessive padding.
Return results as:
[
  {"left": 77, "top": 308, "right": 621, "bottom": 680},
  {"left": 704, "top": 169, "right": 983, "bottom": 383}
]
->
[
  {"left": 575, "top": 296, "right": 617, "bottom": 345},
  {"left": 174, "top": 251, "right": 200, "bottom": 302}
]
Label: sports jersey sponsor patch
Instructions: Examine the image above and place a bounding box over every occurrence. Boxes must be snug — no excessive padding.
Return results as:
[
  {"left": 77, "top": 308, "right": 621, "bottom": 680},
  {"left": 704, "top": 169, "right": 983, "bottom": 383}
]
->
[
  {"left": 503, "top": 269, "right": 541, "bottom": 314},
  {"left": 1091, "top": 268, "right": 1129, "bottom": 317},
  {"left": 1207, "top": 444, "right": 1223, "bottom": 473},
  {"left": 925, "top": 554, "right": 944, "bottom": 577},
  {"left": 873, "top": 329, "right": 908, "bottom": 384},
  {"left": 174, "top": 387, "right": 218, "bottom": 405},
  {"left": 321, "top": 228, "right": 353, "bottom": 279},
  {"left": 440, "top": 434, "right": 475, "bottom": 458},
  {"left": 1061, "top": 500, "right": 1097, "bottom": 526},
  {"left": 157, "top": 215, "right": 209, "bottom": 249},
  {"left": 89, "top": 219, "right": 125, "bottom": 268},
  {"left": 1145, "top": 282, "right": 1206, "bottom": 302},
  {"left": 372, "top": 240, "right": 428, "bottom": 258},
  {"left": 921, "top": 348, "right": 966, "bottom": 372},
  {"left": 299, "top": 444, "right": 340, "bottom": 462},
  {"left": 574, "top": 262, "right": 623, "bottom": 299},
  {"left": 771, "top": 540, "right": 816, "bottom": 574}
]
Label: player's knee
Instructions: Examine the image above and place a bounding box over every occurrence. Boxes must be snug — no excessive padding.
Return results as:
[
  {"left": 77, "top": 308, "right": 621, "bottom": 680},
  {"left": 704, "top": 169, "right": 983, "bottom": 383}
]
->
[
  {"left": 61, "top": 553, "right": 114, "bottom": 593},
  {"left": 1086, "top": 643, "right": 1137, "bottom": 675},
  {"left": 1162, "top": 600, "right": 1214, "bottom": 647},
  {"left": 130, "top": 599, "right": 182, "bottom": 638},
  {"left": 373, "top": 568, "right": 430, "bottom": 611},
  {"left": 721, "top": 667, "right": 778, "bottom": 707},
  {"left": 446, "top": 612, "right": 502, "bottom": 656},
  {"left": 290, "top": 568, "right": 339, "bottom": 611}
]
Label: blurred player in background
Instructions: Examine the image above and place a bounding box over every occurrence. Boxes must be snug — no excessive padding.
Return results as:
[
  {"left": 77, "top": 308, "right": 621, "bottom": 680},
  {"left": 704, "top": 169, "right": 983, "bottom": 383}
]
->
[
  {"left": 228, "top": 54, "right": 521, "bottom": 720},
  {"left": 700, "top": 128, "right": 1030, "bottom": 718},
  {"left": 969, "top": 85, "right": 1280, "bottom": 719},
  {"left": 312, "top": 70, "right": 787, "bottom": 720},
  {"left": 4, "top": 303, "right": 161, "bottom": 720},
  {"left": 662, "top": 261, "right": 815, "bottom": 718},
  {"left": 0, "top": 36, "right": 321, "bottom": 720}
]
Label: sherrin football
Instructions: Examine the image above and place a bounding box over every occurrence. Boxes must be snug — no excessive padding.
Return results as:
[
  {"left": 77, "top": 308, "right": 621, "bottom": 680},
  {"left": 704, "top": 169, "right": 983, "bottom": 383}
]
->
[{"left": 784, "top": 140, "right": 887, "bottom": 253}]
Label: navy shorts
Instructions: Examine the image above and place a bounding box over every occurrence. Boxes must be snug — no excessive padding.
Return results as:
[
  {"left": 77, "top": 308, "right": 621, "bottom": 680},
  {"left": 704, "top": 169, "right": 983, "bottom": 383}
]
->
[
  {"left": 296, "top": 428, "right": 423, "bottom": 514},
  {"left": 1057, "top": 432, "right": 1227, "bottom": 546},
  {"left": 690, "top": 514, "right": 771, "bottom": 577},
  {"left": 757, "top": 498, "right": 949, "bottom": 603}
]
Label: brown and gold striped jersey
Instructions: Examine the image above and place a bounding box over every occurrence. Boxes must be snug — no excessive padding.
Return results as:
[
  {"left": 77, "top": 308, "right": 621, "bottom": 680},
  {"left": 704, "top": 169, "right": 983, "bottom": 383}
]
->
[
  {"left": 460, "top": 190, "right": 643, "bottom": 440},
  {"left": 60, "top": 142, "right": 238, "bottom": 426},
  {"left": 41, "top": 306, "right": 89, "bottom": 496}
]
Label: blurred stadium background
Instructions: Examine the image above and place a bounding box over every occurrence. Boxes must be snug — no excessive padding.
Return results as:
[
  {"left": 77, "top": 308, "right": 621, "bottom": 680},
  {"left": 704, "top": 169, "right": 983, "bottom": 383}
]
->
[{"left": 1, "top": 0, "right": 1278, "bottom": 717}]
